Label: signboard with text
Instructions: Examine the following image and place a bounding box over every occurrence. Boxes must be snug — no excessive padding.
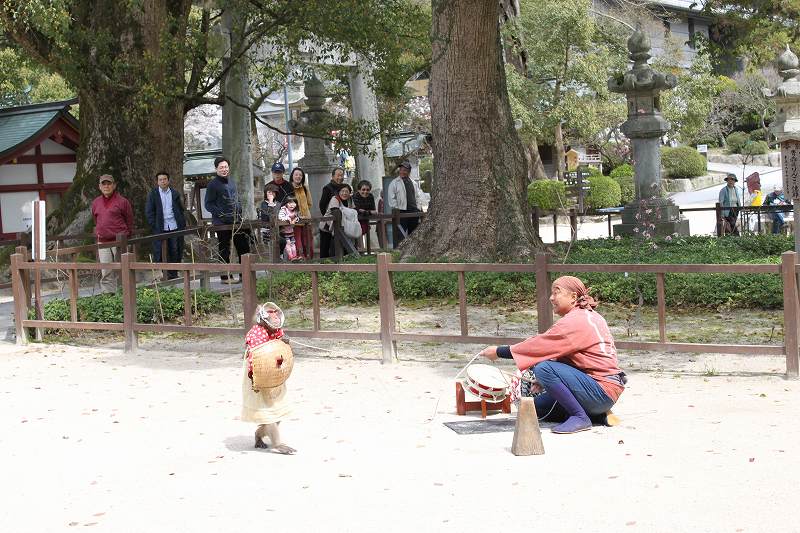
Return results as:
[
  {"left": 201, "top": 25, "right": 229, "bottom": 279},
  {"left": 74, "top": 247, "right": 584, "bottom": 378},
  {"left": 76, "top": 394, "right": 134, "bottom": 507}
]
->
[{"left": 781, "top": 140, "right": 800, "bottom": 199}]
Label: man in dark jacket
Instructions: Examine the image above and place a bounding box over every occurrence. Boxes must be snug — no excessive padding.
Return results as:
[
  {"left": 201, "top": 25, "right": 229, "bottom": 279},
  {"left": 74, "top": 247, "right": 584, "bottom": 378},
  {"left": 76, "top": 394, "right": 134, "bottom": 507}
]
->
[
  {"left": 204, "top": 156, "right": 250, "bottom": 282},
  {"left": 318, "top": 166, "right": 346, "bottom": 215},
  {"left": 145, "top": 171, "right": 186, "bottom": 279}
]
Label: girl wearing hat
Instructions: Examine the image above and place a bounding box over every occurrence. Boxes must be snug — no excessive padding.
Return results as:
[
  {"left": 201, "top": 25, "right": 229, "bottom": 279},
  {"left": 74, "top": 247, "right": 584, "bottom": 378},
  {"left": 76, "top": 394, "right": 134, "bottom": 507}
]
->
[
  {"left": 480, "top": 276, "right": 625, "bottom": 434},
  {"left": 242, "top": 302, "right": 296, "bottom": 454}
]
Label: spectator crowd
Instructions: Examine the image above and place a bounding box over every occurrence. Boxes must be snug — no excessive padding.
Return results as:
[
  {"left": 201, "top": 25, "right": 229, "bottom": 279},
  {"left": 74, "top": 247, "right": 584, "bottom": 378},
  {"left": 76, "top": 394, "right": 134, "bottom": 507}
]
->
[{"left": 90, "top": 156, "right": 425, "bottom": 290}]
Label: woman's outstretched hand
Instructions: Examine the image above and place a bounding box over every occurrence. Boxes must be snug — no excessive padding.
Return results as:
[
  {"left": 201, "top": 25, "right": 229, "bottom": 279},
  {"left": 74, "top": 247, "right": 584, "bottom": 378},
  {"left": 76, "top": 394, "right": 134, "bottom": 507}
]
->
[{"left": 479, "top": 346, "right": 498, "bottom": 361}]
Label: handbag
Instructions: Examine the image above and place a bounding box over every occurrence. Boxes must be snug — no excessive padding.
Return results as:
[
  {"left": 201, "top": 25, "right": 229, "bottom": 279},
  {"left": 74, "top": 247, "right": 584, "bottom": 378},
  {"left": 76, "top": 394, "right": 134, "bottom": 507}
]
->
[{"left": 340, "top": 206, "right": 362, "bottom": 239}]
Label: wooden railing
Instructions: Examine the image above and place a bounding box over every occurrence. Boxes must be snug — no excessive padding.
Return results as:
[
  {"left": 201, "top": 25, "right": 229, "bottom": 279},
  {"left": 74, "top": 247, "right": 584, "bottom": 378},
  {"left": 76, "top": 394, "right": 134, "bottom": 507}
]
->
[{"left": 10, "top": 251, "right": 800, "bottom": 377}]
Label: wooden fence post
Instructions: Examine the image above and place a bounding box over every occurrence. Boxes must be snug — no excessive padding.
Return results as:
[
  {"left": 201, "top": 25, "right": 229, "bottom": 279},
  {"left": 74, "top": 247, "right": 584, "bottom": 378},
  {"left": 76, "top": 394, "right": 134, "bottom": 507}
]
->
[
  {"left": 391, "top": 208, "right": 400, "bottom": 248},
  {"left": 377, "top": 253, "right": 397, "bottom": 363},
  {"left": 10, "top": 253, "right": 29, "bottom": 345},
  {"left": 552, "top": 212, "right": 558, "bottom": 243},
  {"left": 535, "top": 253, "right": 552, "bottom": 333},
  {"left": 16, "top": 246, "right": 31, "bottom": 309},
  {"left": 715, "top": 202, "right": 723, "bottom": 237},
  {"left": 569, "top": 207, "right": 577, "bottom": 243},
  {"left": 781, "top": 251, "right": 799, "bottom": 378},
  {"left": 271, "top": 211, "right": 280, "bottom": 262},
  {"left": 241, "top": 253, "right": 256, "bottom": 330},
  {"left": 121, "top": 252, "right": 138, "bottom": 353},
  {"left": 199, "top": 225, "right": 210, "bottom": 290}
]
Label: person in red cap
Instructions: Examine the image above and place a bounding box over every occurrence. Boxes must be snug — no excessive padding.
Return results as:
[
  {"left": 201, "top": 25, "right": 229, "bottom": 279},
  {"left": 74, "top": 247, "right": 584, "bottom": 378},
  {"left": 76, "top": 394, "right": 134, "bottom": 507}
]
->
[
  {"left": 91, "top": 174, "right": 134, "bottom": 292},
  {"left": 480, "top": 276, "right": 625, "bottom": 434}
]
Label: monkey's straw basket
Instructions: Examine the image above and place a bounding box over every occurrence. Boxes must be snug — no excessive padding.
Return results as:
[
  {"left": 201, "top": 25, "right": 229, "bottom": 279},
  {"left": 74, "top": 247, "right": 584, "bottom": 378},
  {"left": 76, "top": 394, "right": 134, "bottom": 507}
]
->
[{"left": 251, "top": 339, "right": 294, "bottom": 391}]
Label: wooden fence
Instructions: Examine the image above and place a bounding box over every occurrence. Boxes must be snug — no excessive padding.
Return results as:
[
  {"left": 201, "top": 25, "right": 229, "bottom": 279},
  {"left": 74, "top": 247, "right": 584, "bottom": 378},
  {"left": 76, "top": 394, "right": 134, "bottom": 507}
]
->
[{"left": 10, "top": 251, "right": 800, "bottom": 377}]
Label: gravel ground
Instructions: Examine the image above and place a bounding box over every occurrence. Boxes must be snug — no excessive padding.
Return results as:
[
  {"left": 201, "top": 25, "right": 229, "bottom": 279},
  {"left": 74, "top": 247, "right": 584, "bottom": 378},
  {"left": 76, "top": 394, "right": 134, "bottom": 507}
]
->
[{"left": 1, "top": 339, "right": 799, "bottom": 533}]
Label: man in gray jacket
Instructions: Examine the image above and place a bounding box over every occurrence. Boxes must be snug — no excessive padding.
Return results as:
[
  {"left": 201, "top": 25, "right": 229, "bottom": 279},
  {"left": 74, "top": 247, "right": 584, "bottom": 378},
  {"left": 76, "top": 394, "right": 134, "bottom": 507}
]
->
[{"left": 387, "top": 160, "right": 423, "bottom": 244}]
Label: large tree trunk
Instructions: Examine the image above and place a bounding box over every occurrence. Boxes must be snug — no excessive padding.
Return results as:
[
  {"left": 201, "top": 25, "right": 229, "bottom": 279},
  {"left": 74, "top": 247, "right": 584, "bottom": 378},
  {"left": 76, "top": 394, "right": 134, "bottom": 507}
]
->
[
  {"left": 401, "top": 0, "right": 537, "bottom": 261},
  {"left": 4, "top": 0, "right": 192, "bottom": 235},
  {"left": 528, "top": 138, "right": 548, "bottom": 181},
  {"left": 49, "top": 89, "right": 185, "bottom": 235}
]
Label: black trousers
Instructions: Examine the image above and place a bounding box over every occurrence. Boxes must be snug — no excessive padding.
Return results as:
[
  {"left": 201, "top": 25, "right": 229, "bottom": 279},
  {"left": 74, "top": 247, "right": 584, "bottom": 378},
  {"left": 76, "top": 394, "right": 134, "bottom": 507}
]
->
[
  {"left": 152, "top": 230, "right": 184, "bottom": 278},
  {"left": 395, "top": 208, "right": 421, "bottom": 245},
  {"left": 319, "top": 230, "right": 334, "bottom": 258},
  {"left": 216, "top": 228, "right": 251, "bottom": 263}
]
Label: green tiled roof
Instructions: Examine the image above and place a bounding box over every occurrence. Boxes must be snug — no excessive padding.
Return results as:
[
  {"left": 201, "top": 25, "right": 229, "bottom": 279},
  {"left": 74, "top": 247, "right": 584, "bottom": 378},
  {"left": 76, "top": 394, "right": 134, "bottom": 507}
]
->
[{"left": 0, "top": 99, "right": 78, "bottom": 159}]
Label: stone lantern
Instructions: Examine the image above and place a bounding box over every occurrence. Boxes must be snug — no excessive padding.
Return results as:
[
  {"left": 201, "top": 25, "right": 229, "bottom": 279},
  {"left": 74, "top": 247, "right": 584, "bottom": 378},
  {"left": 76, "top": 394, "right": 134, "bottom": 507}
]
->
[
  {"left": 289, "top": 74, "right": 337, "bottom": 216},
  {"left": 608, "top": 29, "right": 689, "bottom": 237},
  {"left": 765, "top": 45, "right": 800, "bottom": 252}
]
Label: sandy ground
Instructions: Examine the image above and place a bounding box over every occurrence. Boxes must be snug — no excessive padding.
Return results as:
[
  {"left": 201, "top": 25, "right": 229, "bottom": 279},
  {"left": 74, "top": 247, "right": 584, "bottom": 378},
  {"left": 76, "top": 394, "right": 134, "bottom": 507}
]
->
[{"left": 1, "top": 338, "right": 799, "bottom": 533}]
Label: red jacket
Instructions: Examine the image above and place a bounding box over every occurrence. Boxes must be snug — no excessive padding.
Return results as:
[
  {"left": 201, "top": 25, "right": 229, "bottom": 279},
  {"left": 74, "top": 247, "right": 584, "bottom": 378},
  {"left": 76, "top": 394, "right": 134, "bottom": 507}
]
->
[
  {"left": 92, "top": 192, "right": 134, "bottom": 242},
  {"left": 508, "top": 307, "right": 624, "bottom": 401}
]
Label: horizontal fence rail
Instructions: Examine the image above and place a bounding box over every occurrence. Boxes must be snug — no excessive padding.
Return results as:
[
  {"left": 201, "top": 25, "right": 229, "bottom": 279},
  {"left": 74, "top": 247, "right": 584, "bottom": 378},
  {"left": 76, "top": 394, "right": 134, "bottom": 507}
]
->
[{"left": 9, "top": 251, "right": 799, "bottom": 377}]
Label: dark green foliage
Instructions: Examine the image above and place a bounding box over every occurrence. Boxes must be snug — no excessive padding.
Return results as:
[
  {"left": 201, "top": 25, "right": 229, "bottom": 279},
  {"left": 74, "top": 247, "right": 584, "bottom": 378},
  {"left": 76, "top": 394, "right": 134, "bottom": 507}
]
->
[
  {"left": 609, "top": 163, "right": 634, "bottom": 180},
  {"left": 749, "top": 128, "right": 768, "bottom": 142},
  {"left": 527, "top": 179, "right": 568, "bottom": 210},
  {"left": 33, "top": 288, "right": 222, "bottom": 323},
  {"left": 740, "top": 140, "right": 769, "bottom": 155},
  {"left": 611, "top": 171, "right": 634, "bottom": 205},
  {"left": 586, "top": 174, "right": 622, "bottom": 208},
  {"left": 661, "top": 146, "right": 707, "bottom": 179},
  {"left": 726, "top": 131, "right": 750, "bottom": 153},
  {"left": 255, "top": 236, "right": 792, "bottom": 309}
]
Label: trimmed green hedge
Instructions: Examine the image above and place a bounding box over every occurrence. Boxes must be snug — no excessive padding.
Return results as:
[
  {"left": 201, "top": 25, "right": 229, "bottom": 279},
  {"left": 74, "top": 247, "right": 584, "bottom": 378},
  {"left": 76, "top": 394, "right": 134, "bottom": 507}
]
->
[
  {"left": 661, "top": 146, "right": 707, "bottom": 179},
  {"left": 257, "top": 235, "right": 791, "bottom": 309},
  {"left": 32, "top": 288, "right": 223, "bottom": 324},
  {"left": 527, "top": 179, "right": 568, "bottom": 210},
  {"left": 726, "top": 131, "right": 749, "bottom": 153},
  {"left": 586, "top": 174, "right": 622, "bottom": 208}
]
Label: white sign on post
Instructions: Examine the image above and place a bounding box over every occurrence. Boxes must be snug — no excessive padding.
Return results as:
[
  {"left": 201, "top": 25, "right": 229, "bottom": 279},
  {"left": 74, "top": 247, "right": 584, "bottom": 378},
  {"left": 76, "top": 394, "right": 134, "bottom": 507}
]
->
[
  {"left": 696, "top": 144, "right": 708, "bottom": 153},
  {"left": 781, "top": 140, "right": 800, "bottom": 199},
  {"left": 30, "top": 200, "right": 46, "bottom": 261}
]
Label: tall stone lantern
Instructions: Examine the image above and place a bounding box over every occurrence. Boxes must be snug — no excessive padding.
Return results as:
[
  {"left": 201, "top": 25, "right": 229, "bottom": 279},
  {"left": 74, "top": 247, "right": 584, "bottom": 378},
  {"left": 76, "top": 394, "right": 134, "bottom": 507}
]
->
[
  {"left": 765, "top": 45, "right": 800, "bottom": 253},
  {"left": 608, "top": 30, "right": 689, "bottom": 237},
  {"left": 289, "top": 74, "right": 337, "bottom": 216}
]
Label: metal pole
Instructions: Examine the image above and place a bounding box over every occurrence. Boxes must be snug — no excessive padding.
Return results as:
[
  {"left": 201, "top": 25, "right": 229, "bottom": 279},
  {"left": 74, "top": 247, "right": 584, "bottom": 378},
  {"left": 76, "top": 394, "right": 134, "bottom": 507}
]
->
[{"left": 283, "top": 84, "right": 294, "bottom": 171}]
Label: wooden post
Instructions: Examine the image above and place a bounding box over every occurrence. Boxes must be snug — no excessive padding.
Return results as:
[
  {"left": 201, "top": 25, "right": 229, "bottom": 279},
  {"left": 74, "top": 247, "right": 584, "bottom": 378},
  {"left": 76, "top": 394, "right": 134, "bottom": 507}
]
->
[
  {"left": 16, "top": 246, "right": 31, "bottom": 309},
  {"left": 458, "top": 271, "right": 468, "bottom": 336},
  {"left": 377, "top": 253, "right": 397, "bottom": 363},
  {"left": 69, "top": 264, "right": 79, "bottom": 322},
  {"left": 271, "top": 211, "right": 280, "bottom": 262},
  {"left": 781, "top": 251, "right": 799, "bottom": 378},
  {"left": 715, "top": 202, "right": 723, "bottom": 237},
  {"left": 553, "top": 212, "right": 558, "bottom": 242},
  {"left": 535, "top": 253, "right": 552, "bottom": 333},
  {"left": 511, "top": 397, "right": 545, "bottom": 456},
  {"left": 161, "top": 238, "right": 168, "bottom": 278},
  {"left": 656, "top": 272, "right": 666, "bottom": 342},
  {"left": 121, "top": 252, "right": 138, "bottom": 353},
  {"left": 10, "top": 253, "right": 29, "bottom": 345},
  {"left": 569, "top": 207, "right": 577, "bottom": 243},
  {"left": 242, "top": 253, "right": 256, "bottom": 330},
  {"left": 332, "top": 208, "right": 343, "bottom": 262},
  {"left": 607, "top": 214, "right": 612, "bottom": 237},
  {"left": 392, "top": 208, "right": 400, "bottom": 248},
  {"left": 199, "top": 225, "right": 210, "bottom": 290},
  {"left": 183, "top": 269, "right": 192, "bottom": 326},
  {"left": 311, "top": 271, "right": 321, "bottom": 331}
]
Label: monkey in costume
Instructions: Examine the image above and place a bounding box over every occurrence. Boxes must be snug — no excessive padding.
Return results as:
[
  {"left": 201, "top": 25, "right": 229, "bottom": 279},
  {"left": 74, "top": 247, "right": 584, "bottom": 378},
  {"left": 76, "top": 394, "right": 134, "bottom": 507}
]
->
[{"left": 242, "top": 302, "right": 296, "bottom": 454}]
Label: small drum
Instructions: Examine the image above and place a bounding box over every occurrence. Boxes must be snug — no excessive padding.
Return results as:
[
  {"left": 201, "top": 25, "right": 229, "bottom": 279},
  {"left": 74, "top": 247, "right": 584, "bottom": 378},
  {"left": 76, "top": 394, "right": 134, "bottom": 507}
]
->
[
  {"left": 251, "top": 339, "right": 294, "bottom": 391},
  {"left": 463, "top": 364, "right": 508, "bottom": 403}
]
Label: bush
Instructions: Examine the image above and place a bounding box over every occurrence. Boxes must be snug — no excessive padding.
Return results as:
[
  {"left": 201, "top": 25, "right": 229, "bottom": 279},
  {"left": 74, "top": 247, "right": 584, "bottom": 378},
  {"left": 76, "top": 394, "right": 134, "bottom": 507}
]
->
[
  {"left": 585, "top": 174, "right": 621, "bottom": 208},
  {"left": 741, "top": 140, "right": 769, "bottom": 155},
  {"left": 610, "top": 164, "right": 635, "bottom": 204},
  {"left": 661, "top": 146, "right": 707, "bottom": 179},
  {"left": 725, "top": 131, "right": 750, "bottom": 153},
  {"left": 749, "top": 128, "right": 768, "bottom": 142},
  {"left": 609, "top": 163, "right": 634, "bottom": 180},
  {"left": 528, "top": 179, "right": 568, "bottom": 210},
  {"left": 33, "top": 288, "right": 223, "bottom": 324}
]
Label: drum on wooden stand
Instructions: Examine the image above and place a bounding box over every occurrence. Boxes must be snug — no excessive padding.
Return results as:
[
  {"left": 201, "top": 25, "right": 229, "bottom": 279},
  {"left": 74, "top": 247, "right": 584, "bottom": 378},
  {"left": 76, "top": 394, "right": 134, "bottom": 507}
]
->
[
  {"left": 251, "top": 339, "right": 294, "bottom": 391},
  {"left": 462, "top": 364, "right": 508, "bottom": 403}
]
